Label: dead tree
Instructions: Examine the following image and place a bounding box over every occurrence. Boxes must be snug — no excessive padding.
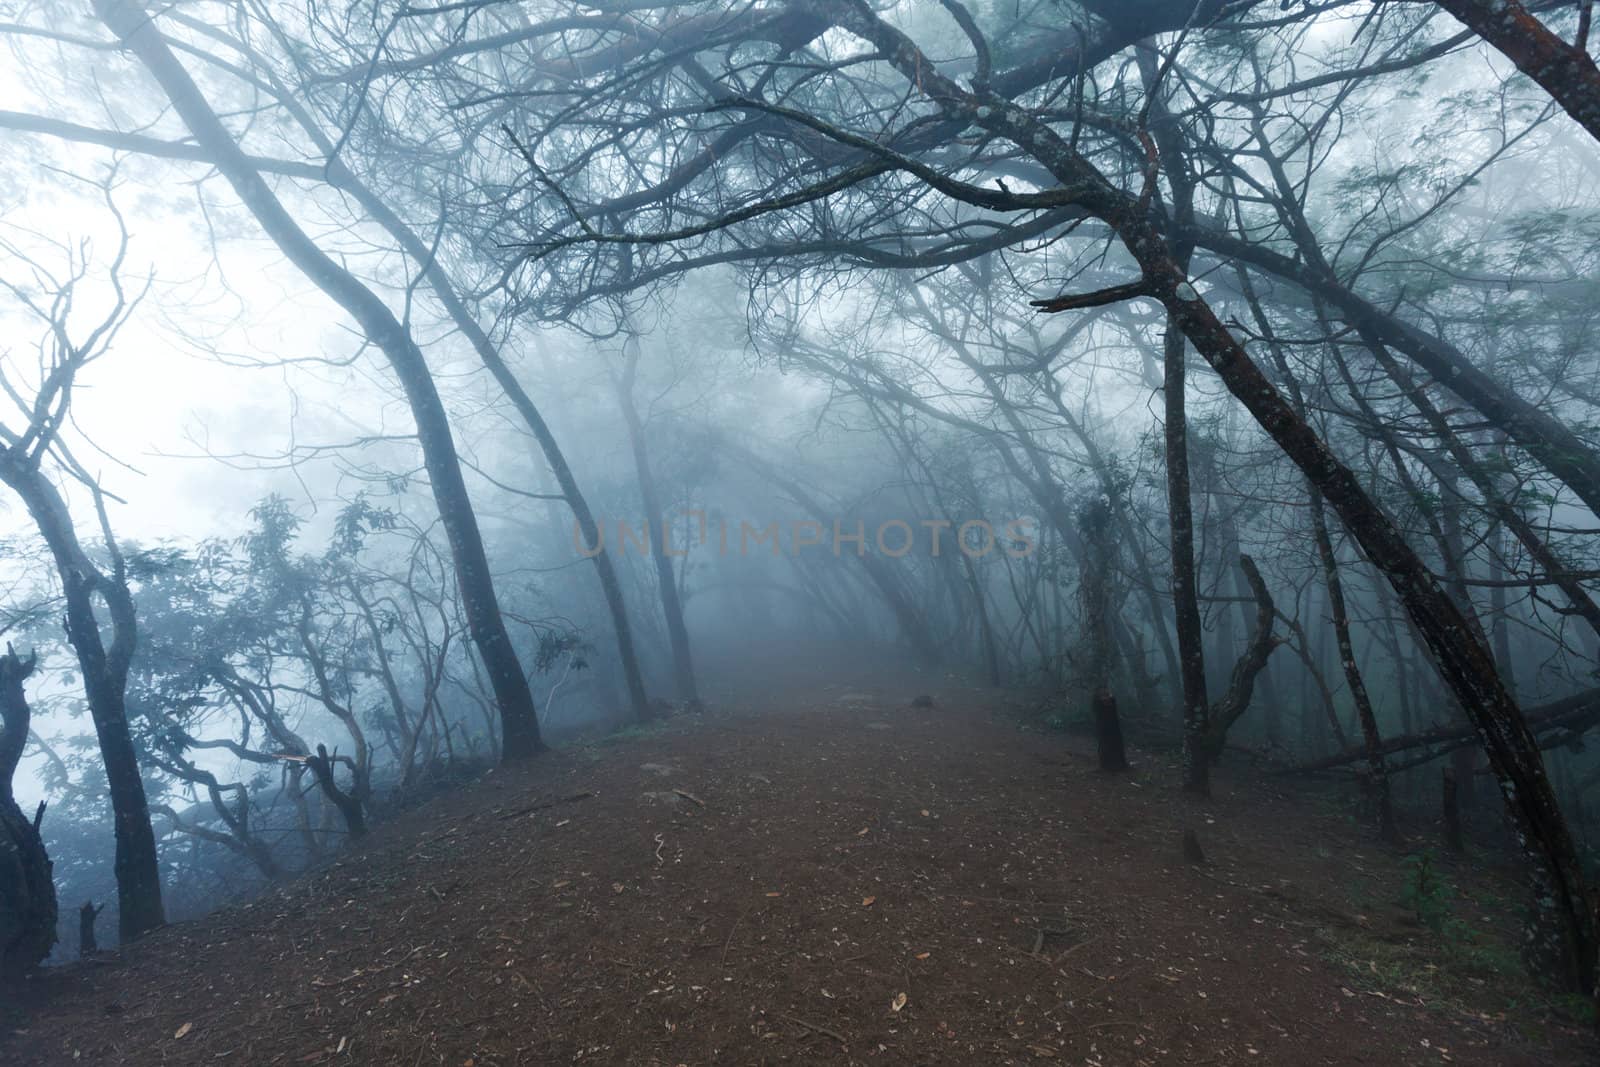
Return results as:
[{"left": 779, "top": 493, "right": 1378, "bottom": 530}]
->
[
  {"left": 78, "top": 901, "right": 103, "bottom": 958},
  {"left": 1443, "top": 768, "right": 1465, "bottom": 855},
  {"left": 305, "top": 745, "right": 367, "bottom": 840},
  {"left": 0, "top": 645, "right": 55, "bottom": 978}
]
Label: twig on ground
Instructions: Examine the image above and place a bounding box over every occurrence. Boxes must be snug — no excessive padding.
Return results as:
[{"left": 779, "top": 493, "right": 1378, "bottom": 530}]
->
[
  {"left": 720, "top": 915, "right": 742, "bottom": 965},
  {"left": 777, "top": 1011, "right": 848, "bottom": 1044},
  {"left": 496, "top": 791, "right": 595, "bottom": 821}
]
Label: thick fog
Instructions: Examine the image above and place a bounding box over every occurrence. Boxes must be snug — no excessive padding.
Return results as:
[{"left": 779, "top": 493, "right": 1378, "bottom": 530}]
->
[{"left": 1, "top": 0, "right": 1599, "bottom": 1047}]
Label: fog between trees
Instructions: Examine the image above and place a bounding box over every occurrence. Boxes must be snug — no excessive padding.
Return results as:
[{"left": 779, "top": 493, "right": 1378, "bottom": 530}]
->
[{"left": 0, "top": 0, "right": 1599, "bottom": 1006}]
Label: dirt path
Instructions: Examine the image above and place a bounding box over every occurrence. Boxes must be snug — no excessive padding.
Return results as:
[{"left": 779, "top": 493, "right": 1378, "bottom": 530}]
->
[{"left": 3, "top": 682, "right": 1593, "bottom": 1065}]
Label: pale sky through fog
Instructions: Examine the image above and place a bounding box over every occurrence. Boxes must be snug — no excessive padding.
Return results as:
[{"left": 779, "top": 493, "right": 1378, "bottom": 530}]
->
[{"left": 0, "top": 118, "right": 467, "bottom": 550}]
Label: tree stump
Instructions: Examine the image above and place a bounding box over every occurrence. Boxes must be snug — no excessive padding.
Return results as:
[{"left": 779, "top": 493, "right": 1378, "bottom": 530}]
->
[
  {"left": 0, "top": 799, "right": 56, "bottom": 977},
  {"left": 1443, "top": 767, "right": 1465, "bottom": 854},
  {"left": 1182, "top": 828, "right": 1207, "bottom": 866},
  {"left": 1093, "top": 688, "right": 1128, "bottom": 772},
  {"left": 78, "top": 901, "right": 103, "bottom": 958},
  {"left": 1, "top": 645, "right": 55, "bottom": 978}
]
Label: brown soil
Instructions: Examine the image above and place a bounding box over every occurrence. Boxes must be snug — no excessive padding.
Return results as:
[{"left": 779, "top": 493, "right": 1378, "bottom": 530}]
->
[{"left": 2, "top": 681, "right": 1594, "bottom": 1066}]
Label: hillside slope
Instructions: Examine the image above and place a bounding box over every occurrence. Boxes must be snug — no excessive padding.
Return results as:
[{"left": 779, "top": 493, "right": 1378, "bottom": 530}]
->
[{"left": 2, "top": 683, "right": 1593, "bottom": 1065}]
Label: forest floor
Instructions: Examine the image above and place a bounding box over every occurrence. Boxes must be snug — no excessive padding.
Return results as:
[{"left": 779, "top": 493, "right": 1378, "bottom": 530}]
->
[{"left": 2, "top": 673, "right": 1596, "bottom": 1066}]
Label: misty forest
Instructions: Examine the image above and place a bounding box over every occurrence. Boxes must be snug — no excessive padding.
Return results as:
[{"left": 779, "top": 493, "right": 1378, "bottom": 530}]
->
[{"left": 1, "top": 0, "right": 1600, "bottom": 1062}]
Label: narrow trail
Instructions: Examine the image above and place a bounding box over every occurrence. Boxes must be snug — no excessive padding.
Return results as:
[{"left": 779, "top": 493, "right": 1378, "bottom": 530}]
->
[{"left": 3, "top": 679, "right": 1592, "bottom": 1065}]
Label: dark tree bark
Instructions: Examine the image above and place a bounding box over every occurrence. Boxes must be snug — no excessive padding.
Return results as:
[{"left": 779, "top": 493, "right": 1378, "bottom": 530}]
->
[
  {"left": 0, "top": 470, "right": 164, "bottom": 942},
  {"left": 1309, "top": 494, "right": 1400, "bottom": 844},
  {"left": 306, "top": 745, "right": 368, "bottom": 840},
  {"left": 1203, "top": 555, "right": 1281, "bottom": 756},
  {"left": 1432, "top": 0, "right": 1600, "bottom": 146},
  {"left": 307, "top": 143, "right": 654, "bottom": 726},
  {"left": 1165, "top": 321, "right": 1210, "bottom": 796},
  {"left": 818, "top": 1, "right": 1596, "bottom": 985},
  {"left": 1193, "top": 227, "right": 1600, "bottom": 523},
  {"left": 1289, "top": 687, "right": 1600, "bottom": 772},
  {"left": 78, "top": 902, "right": 103, "bottom": 958},
  {"left": 1232, "top": 266, "right": 1400, "bottom": 843},
  {"left": 0, "top": 646, "right": 55, "bottom": 978},
  {"left": 1136, "top": 49, "right": 1209, "bottom": 794},
  {"left": 1079, "top": 497, "right": 1128, "bottom": 771},
  {"left": 1443, "top": 767, "right": 1466, "bottom": 855},
  {"left": 93, "top": 0, "right": 546, "bottom": 757},
  {"left": 1359, "top": 335, "right": 1600, "bottom": 642}
]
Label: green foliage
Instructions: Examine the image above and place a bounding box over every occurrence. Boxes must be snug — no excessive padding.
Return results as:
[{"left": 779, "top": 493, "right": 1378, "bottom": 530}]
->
[
  {"left": 329, "top": 493, "right": 399, "bottom": 561},
  {"left": 533, "top": 627, "right": 589, "bottom": 674},
  {"left": 1399, "top": 851, "right": 1451, "bottom": 932}
]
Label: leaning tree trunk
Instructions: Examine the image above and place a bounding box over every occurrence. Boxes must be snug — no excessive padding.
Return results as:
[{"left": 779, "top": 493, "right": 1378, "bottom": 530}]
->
[
  {"left": 302, "top": 134, "right": 654, "bottom": 725},
  {"left": 0, "top": 647, "right": 55, "bottom": 978},
  {"left": 955, "top": 25, "right": 1594, "bottom": 986},
  {"left": 94, "top": 0, "right": 544, "bottom": 758}
]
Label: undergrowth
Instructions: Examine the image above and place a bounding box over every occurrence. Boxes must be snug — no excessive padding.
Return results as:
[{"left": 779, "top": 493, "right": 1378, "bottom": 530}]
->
[{"left": 1320, "top": 850, "right": 1596, "bottom": 1036}]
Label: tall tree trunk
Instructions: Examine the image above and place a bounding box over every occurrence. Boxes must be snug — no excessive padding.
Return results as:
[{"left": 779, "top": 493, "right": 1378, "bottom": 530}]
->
[
  {"left": 1137, "top": 51, "right": 1208, "bottom": 793},
  {"left": 305, "top": 133, "right": 654, "bottom": 725},
  {"left": 306, "top": 745, "right": 368, "bottom": 840},
  {"left": 94, "top": 0, "right": 545, "bottom": 757},
  {"left": 1165, "top": 323, "right": 1210, "bottom": 796},
  {"left": 1148, "top": 250, "right": 1592, "bottom": 986},
  {"left": 1199, "top": 154, "right": 1595, "bottom": 982},
  {"left": 1079, "top": 498, "right": 1127, "bottom": 770},
  {"left": 615, "top": 347, "right": 700, "bottom": 707},
  {"left": 1309, "top": 495, "right": 1400, "bottom": 843},
  {"left": 0, "top": 469, "right": 163, "bottom": 942},
  {"left": 1236, "top": 271, "right": 1401, "bottom": 841}
]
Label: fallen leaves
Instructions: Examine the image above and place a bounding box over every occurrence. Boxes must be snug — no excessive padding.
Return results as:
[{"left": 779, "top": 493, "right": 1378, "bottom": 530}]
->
[
  {"left": 173, "top": 1022, "right": 193, "bottom": 1040},
  {"left": 861, "top": 896, "right": 877, "bottom": 907}
]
